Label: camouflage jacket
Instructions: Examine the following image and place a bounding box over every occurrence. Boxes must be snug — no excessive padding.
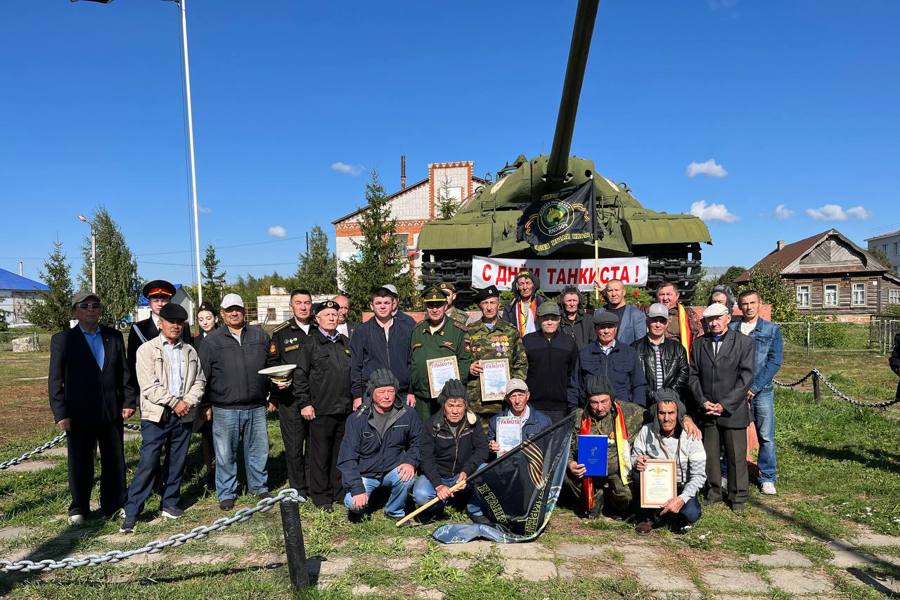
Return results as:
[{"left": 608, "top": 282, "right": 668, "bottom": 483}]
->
[
  {"left": 464, "top": 319, "right": 528, "bottom": 415},
  {"left": 446, "top": 306, "right": 471, "bottom": 329}
]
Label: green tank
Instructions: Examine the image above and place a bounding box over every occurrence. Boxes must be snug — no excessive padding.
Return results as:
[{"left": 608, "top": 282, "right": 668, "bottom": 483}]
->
[{"left": 417, "top": 0, "right": 711, "bottom": 304}]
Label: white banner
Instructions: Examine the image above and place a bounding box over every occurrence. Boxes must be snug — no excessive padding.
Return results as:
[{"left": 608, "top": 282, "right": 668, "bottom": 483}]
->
[{"left": 471, "top": 255, "right": 649, "bottom": 292}]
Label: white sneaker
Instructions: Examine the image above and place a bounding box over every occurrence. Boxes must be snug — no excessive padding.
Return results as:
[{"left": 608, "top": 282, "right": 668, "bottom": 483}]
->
[
  {"left": 760, "top": 482, "right": 777, "bottom": 495},
  {"left": 68, "top": 514, "right": 86, "bottom": 526}
]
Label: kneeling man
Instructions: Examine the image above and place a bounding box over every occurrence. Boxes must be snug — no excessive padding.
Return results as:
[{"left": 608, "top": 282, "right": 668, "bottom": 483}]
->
[
  {"left": 631, "top": 389, "right": 706, "bottom": 534},
  {"left": 338, "top": 369, "right": 423, "bottom": 520}
]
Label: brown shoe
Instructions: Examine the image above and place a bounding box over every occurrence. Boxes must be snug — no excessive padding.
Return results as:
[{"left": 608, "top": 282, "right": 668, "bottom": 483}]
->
[{"left": 635, "top": 520, "right": 653, "bottom": 535}]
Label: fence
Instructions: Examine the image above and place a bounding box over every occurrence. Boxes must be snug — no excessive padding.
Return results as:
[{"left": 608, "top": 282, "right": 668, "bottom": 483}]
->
[
  {"left": 778, "top": 320, "right": 892, "bottom": 354},
  {"left": 870, "top": 316, "right": 900, "bottom": 355}
]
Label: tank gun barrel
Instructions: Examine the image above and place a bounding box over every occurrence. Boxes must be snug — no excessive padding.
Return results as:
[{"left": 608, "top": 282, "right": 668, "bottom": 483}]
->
[{"left": 545, "top": 0, "right": 599, "bottom": 184}]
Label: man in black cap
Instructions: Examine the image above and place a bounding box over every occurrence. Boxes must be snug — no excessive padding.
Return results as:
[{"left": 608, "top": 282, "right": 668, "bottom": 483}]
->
[
  {"left": 465, "top": 285, "right": 527, "bottom": 423},
  {"left": 438, "top": 282, "right": 470, "bottom": 329},
  {"left": 502, "top": 270, "right": 546, "bottom": 337},
  {"left": 121, "top": 303, "right": 206, "bottom": 533},
  {"left": 49, "top": 291, "right": 130, "bottom": 524},
  {"left": 569, "top": 311, "right": 648, "bottom": 408},
  {"left": 293, "top": 300, "right": 353, "bottom": 510},
  {"left": 522, "top": 302, "right": 579, "bottom": 422}
]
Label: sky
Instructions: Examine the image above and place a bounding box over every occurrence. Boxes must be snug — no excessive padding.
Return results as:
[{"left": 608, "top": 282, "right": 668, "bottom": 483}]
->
[{"left": 2, "top": 0, "right": 898, "bottom": 287}]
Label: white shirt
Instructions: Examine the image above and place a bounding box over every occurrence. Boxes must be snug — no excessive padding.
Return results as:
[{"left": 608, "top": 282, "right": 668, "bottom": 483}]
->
[
  {"left": 294, "top": 318, "right": 311, "bottom": 335},
  {"left": 740, "top": 319, "right": 758, "bottom": 335}
]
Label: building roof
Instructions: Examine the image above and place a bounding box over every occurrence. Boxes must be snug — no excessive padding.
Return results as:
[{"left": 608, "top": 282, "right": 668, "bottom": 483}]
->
[
  {"left": 864, "top": 230, "right": 900, "bottom": 242},
  {"left": 0, "top": 268, "right": 49, "bottom": 292}
]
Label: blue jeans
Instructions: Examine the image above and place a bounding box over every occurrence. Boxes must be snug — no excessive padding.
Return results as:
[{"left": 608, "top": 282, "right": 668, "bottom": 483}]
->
[
  {"left": 212, "top": 406, "right": 269, "bottom": 501},
  {"left": 752, "top": 389, "right": 777, "bottom": 483},
  {"left": 342, "top": 467, "right": 414, "bottom": 518},
  {"left": 412, "top": 474, "right": 483, "bottom": 517},
  {"left": 124, "top": 417, "right": 193, "bottom": 518}
]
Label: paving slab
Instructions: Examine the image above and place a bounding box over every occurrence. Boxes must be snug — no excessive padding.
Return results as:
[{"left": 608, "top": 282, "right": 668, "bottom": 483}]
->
[
  {"left": 826, "top": 541, "right": 874, "bottom": 568},
  {"left": 438, "top": 540, "right": 494, "bottom": 556},
  {"left": 443, "top": 557, "right": 471, "bottom": 570},
  {"left": 391, "top": 557, "right": 414, "bottom": 570},
  {"left": 351, "top": 584, "right": 378, "bottom": 595},
  {"left": 212, "top": 534, "right": 247, "bottom": 548},
  {"left": 702, "top": 567, "right": 770, "bottom": 593},
  {"left": 0, "top": 526, "right": 33, "bottom": 541},
  {"left": 414, "top": 587, "right": 444, "bottom": 599},
  {"left": 653, "top": 593, "right": 703, "bottom": 600},
  {"left": 636, "top": 569, "right": 698, "bottom": 592},
  {"left": 241, "top": 552, "right": 282, "bottom": 566},
  {"left": 402, "top": 537, "right": 428, "bottom": 554},
  {"left": 42, "top": 446, "right": 68, "bottom": 457},
  {"left": 173, "top": 553, "right": 227, "bottom": 567},
  {"left": 554, "top": 542, "right": 608, "bottom": 559},
  {"left": 768, "top": 568, "right": 835, "bottom": 594},
  {"left": 118, "top": 551, "right": 167, "bottom": 566},
  {"left": 6, "top": 460, "right": 55, "bottom": 473},
  {"left": 495, "top": 542, "right": 553, "bottom": 560},
  {"left": 318, "top": 556, "right": 353, "bottom": 577},
  {"left": 98, "top": 532, "right": 135, "bottom": 546},
  {"left": 617, "top": 543, "right": 663, "bottom": 567},
  {"left": 502, "top": 558, "right": 557, "bottom": 581},
  {"left": 853, "top": 532, "right": 900, "bottom": 547},
  {"left": 749, "top": 549, "right": 813, "bottom": 567},
  {"left": 556, "top": 563, "right": 576, "bottom": 579},
  {"left": 876, "top": 553, "right": 900, "bottom": 567}
]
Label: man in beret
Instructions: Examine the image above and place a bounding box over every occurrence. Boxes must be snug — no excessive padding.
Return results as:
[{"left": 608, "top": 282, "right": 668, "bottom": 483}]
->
[
  {"left": 49, "top": 291, "right": 130, "bottom": 524},
  {"left": 502, "top": 270, "right": 546, "bottom": 337},
  {"left": 438, "top": 282, "right": 470, "bottom": 329},
  {"left": 293, "top": 300, "right": 353, "bottom": 510},
  {"left": 569, "top": 311, "right": 648, "bottom": 408},
  {"left": 409, "top": 286, "right": 473, "bottom": 422},
  {"left": 121, "top": 303, "right": 206, "bottom": 533},
  {"left": 413, "top": 379, "right": 490, "bottom": 523},
  {"left": 465, "top": 285, "right": 528, "bottom": 423},
  {"left": 523, "top": 302, "right": 579, "bottom": 423}
]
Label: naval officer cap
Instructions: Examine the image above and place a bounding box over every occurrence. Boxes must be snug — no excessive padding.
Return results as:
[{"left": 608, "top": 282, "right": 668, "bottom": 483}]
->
[{"left": 142, "top": 279, "right": 176, "bottom": 299}]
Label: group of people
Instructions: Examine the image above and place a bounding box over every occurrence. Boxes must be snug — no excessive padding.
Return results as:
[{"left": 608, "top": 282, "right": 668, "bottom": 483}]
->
[{"left": 48, "top": 270, "right": 784, "bottom": 536}]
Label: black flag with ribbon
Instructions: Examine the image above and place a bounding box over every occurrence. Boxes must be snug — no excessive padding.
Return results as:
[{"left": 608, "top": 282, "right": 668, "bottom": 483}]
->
[{"left": 516, "top": 180, "right": 595, "bottom": 256}]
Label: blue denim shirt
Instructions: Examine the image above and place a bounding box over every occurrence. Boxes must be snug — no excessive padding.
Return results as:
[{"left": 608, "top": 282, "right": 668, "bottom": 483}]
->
[{"left": 730, "top": 318, "right": 783, "bottom": 393}]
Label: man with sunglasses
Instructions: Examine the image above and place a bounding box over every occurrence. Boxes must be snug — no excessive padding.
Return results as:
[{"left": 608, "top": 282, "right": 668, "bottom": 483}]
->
[{"left": 49, "top": 291, "right": 130, "bottom": 525}]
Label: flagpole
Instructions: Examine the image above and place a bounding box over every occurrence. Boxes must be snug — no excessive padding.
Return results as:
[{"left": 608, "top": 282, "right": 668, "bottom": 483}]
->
[
  {"left": 591, "top": 176, "right": 600, "bottom": 304},
  {"left": 395, "top": 479, "right": 467, "bottom": 527}
]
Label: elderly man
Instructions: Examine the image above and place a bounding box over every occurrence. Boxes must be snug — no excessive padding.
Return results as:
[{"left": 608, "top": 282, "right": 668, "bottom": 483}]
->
[
  {"left": 566, "top": 375, "right": 644, "bottom": 519},
  {"left": 689, "top": 303, "right": 754, "bottom": 512},
  {"left": 633, "top": 303, "right": 690, "bottom": 406},
  {"left": 465, "top": 285, "right": 528, "bottom": 421},
  {"left": 438, "top": 282, "right": 470, "bottom": 329},
  {"left": 631, "top": 389, "right": 706, "bottom": 534},
  {"left": 351, "top": 284, "right": 415, "bottom": 411},
  {"left": 334, "top": 294, "right": 356, "bottom": 338},
  {"left": 502, "top": 271, "right": 546, "bottom": 336},
  {"left": 487, "top": 379, "right": 551, "bottom": 454},
  {"left": 656, "top": 282, "right": 703, "bottom": 358},
  {"left": 198, "top": 293, "right": 271, "bottom": 511},
  {"left": 523, "top": 302, "right": 579, "bottom": 422},
  {"left": 121, "top": 303, "right": 205, "bottom": 533},
  {"left": 594, "top": 279, "right": 647, "bottom": 346},
  {"left": 570, "top": 311, "right": 647, "bottom": 408},
  {"left": 410, "top": 286, "right": 473, "bottom": 422},
  {"left": 731, "top": 289, "right": 783, "bottom": 495},
  {"left": 559, "top": 286, "right": 595, "bottom": 350},
  {"left": 49, "top": 291, "right": 131, "bottom": 524},
  {"left": 338, "top": 369, "right": 423, "bottom": 520},
  {"left": 293, "top": 300, "right": 353, "bottom": 510},
  {"left": 413, "top": 379, "right": 489, "bottom": 523}
]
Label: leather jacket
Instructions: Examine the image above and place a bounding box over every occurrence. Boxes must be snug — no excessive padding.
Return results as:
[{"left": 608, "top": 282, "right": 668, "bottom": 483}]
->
[{"left": 632, "top": 336, "right": 689, "bottom": 404}]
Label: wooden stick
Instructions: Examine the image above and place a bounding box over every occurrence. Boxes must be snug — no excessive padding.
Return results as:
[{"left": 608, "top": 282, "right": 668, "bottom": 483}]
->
[{"left": 395, "top": 479, "right": 468, "bottom": 527}]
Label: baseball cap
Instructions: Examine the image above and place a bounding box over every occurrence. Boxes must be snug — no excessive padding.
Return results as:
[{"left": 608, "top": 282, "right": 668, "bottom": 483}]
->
[
  {"left": 505, "top": 378, "right": 528, "bottom": 396},
  {"left": 647, "top": 303, "right": 669, "bottom": 320},
  {"left": 702, "top": 303, "right": 730, "bottom": 318},
  {"left": 220, "top": 293, "right": 245, "bottom": 309},
  {"left": 72, "top": 290, "right": 100, "bottom": 306}
]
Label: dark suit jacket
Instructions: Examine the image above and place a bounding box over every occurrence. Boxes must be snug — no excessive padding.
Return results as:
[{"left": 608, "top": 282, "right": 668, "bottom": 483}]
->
[
  {"left": 49, "top": 324, "right": 127, "bottom": 424},
  {"left": 126, "top": 317, "right": 191, "bottom": 406},
  {"left": 688, "top": 330, "right": 754, "bottom": 428}
]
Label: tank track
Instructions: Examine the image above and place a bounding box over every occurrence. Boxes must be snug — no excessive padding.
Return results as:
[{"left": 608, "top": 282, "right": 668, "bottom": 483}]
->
[{"left": 421, "top": 243, "right": 703, "bottom": 306}]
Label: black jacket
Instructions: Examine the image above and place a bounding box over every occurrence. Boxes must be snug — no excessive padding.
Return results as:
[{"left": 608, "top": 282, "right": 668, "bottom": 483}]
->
[
  {"left": 560, "top": 310, "right": 596, "bottom": 350},
  {"left": 349, "top": 316, "right": 414, "bottom": 399},
  {"left": 569, "top": 341, "right": 648, "bottom": 407},
  {"left": 49, "top": 324, "right": 127, "bottom": 423},
  {"left": 891, "top": 332, "right": 900, "bottom": 399},
  {"left": 292, "top": 329, "right": 352, "bottom": 415},
  {"left": 523, "top": 330, "right": 579, "bottom": 414},
  {"left": 688, "top": 330, "right": 755, "bottom": 428},
  {"left": 420, "top": 413, "right": 488, "bottom": 486},
  {"left": 267, "top": 318, "right": 313, "bottom": 403},
  {"left": 632, "top": 336, "right": 690, "bottom": 404},
  {"left": 197, "top": 325, "right": 270, "bottom": 409},
  {"left": 126, "top": 316, "right": 191, "bottom": 407}
]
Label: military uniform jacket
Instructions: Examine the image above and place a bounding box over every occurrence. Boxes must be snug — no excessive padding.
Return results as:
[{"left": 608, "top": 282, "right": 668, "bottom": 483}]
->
[
  {"left": 266, "top": 318, "right": 312, "bottom": 403},
  {"left": 446, "top": 306, "right": 470, "bottom": 329},
  {"left": 409, "top": 319, "right": 473, "bottom": 400},
  {"left": 126, "top": 316, "right": 191, "bottom": 408},
  {"left": 464, "top": 319, "right": 528, "bottom": 414},
  {"left": 292, "top": 329, "right": 352, "bottom": 416}
]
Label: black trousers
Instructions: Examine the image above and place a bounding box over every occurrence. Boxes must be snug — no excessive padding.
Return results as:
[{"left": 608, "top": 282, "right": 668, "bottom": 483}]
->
[
  {"left": 307, "top": 414, "right": 346, "bottom": 507},
  {"left": 701, "top": 422, "right": 748, "bottom": 506},
  {"left": 277, "top": 398, "right": 309, "bottom": 496},
  {"left": 66, "top": 420, "right": 126, "bottom": 517}
]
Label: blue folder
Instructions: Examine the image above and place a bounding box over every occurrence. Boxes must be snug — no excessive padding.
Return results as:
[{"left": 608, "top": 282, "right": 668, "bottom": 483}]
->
[{"left": 577, "top": 435, "right": 609, "bottom": 477}]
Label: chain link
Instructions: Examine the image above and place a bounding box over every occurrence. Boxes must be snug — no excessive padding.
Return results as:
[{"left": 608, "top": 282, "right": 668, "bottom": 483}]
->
[
  {"left": 0, "top": 434, "right": 67, "bottom": 471},
  {"left": 773, "top": 370, "right": 818, "bottom": 388},
  {"left": 0, "top": 488, "right": 302, "bottom": 574},
  {"left": 775, "top": 369, "right": 900, "bottom": 409}
]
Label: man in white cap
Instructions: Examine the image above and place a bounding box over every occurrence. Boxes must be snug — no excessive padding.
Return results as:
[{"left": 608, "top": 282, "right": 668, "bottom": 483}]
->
[
  {"left": 688, "top": 302, "right": 754, "bottom": 513},
  {"left": 197, "top": 293, "right": 272, "bottom": 511},
  {"left": 487, "top": 378, "right": 551, "bottom": 454}
]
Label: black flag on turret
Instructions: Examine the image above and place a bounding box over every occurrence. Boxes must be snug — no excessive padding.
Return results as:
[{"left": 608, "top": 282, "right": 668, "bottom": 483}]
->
[{"left": 517, "top": 180, "right": 595, "bottom": 256}]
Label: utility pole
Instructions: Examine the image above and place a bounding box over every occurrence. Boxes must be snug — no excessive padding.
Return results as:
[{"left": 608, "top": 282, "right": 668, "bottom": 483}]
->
[{"left": 78, "top": 214, "right": 96, "bottom": 293}]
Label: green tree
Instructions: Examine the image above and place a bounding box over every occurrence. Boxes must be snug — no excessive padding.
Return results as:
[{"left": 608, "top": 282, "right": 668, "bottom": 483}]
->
[
  {"left": 296, "top": 225, "right": 337, "bottom": 294},
  {"left": 202, "top": 243, "right": 226, "bottom": 310},
  {"left": 341, "top": 170, "right": 416, "bottom": 318},
  {"left": 79, "top": 207, "right": 139, "bottom": 326},
  {"left": 869, "top": 247, "right": 896, "bottom": 275},
  {"left": 26, "top": 240, "right": 75, "bottom": 331},
  {"left": 738, "top": 265, "right": 798, "bottom": 322},
  {"left": 436, "top": 175, "right": 459, "bottom": 220}
]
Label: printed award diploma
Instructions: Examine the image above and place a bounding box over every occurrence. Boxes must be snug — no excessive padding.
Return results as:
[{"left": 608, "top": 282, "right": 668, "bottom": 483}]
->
[
  {"left": 479, "top": 358, "right": 510, "bottom": 403},
  {"left": 495, "top": 416, "right": 522, "bottom": 455},
  {"left": 640, "top": 459, "right": 677, "bottom": 508},
  {"left": 426, "top": 356, "right": 460, "bottom": 398}
]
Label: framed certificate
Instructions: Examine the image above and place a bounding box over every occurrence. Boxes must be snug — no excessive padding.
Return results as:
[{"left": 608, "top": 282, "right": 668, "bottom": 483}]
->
[
  {"left": 426, "top": 356, "right": 460, "bottom": 399},
  {"left": 640, "top": 459, "right": 677, "bottom": 508},
  {"left": 479, "top": 358, "right": 510, "bottom": 403},
  {"left": 495, "top": 416, "right": 522, "bottom": 455}
]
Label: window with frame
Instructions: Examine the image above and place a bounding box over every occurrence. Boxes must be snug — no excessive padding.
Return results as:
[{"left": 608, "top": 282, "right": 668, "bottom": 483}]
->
[
  {"left": 796, "top": 285, "right": 810, "bottom": 308},
  {"left": 824, "top": 284, "right": 838, "bottom": 307},
  {"left": 889, "top": 289, "right": 900, "bottom": 305},
  {"left": 851, "top": 283, "right": 866, "bottom": 306}
]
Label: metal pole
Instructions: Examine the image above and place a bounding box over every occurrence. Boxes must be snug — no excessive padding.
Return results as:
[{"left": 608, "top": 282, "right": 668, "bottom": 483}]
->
[
  {"left": 91, "top": 227, "right": 97, "bottom": 294},
  {"left": 179, "top": 0, "right": 204, "bottom": 306},
  {"left": 812, "top": 372, "right": 821, "bottom": 402},
  {"left": 279, "top": 499, "right": 309, "bottom": 590},
  {"left": 806, "top": 321, "right": 811, "bottom": 356}
]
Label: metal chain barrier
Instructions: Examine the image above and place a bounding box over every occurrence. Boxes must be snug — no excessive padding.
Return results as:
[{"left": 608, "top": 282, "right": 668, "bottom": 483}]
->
[
  {"left": 0, "top": 434, "right": 66, "bottom": 471},
  {"left": 773, "top": 370, "right": 818, "bottom": 388},
  {"left": 775, "top": 368, "right": 900, "bottom": 409},
  {"left": 0, "top": 488, "right": 302, "bottom": 574}
]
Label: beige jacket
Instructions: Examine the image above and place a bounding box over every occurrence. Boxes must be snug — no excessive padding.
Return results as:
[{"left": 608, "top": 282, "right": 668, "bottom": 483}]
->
[{"left": 135, "top": 335, "right": 206, "bottom": 423}]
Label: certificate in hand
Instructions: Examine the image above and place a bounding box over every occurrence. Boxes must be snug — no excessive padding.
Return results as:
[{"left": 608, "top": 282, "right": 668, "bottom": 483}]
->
[
  {"left": 577, "top": 435, "right": 608, "bottom": 477},
  {"left": 426, "top": 356, "right": 460, "bottom": 399},
  {"left": 479, "top": 358, "right": 510, "bottom": 403},
  {"left": 495, "top": 416, "right": 522, "bottom": 455},
  {"left": 640, "top": 459, "right": 677, "bottom": 508}
]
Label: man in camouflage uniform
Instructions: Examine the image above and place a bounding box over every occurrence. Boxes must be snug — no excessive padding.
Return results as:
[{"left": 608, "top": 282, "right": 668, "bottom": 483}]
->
[
  {"left": 438, "top": 282, "right": 470, "bottom": 329},
  {"left": 465, "top": 286, "right": 528, "bottom": 422},
  {"left": 409, "top": 287, "right": 473, "bottom": 423}
]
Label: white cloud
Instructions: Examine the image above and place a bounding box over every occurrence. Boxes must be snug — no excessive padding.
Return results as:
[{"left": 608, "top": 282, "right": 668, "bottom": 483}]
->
[
  {"left": 805, "top": 204, "right": 871, "bottom": 221},
  {"left": 690, "top": 200, "right": 738, "bottom": 223},
  {"left": 686, "top": 159, "right": 728, "bottom": 178},
  {"left": 331, "top": 161, "right": 364, "bottom": 176},
  {"left": 774, "top": 204, "right": 794, "bottom": 220},
  {"left": 268, "top": 225, "right": 287, "bottom": 238}
]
